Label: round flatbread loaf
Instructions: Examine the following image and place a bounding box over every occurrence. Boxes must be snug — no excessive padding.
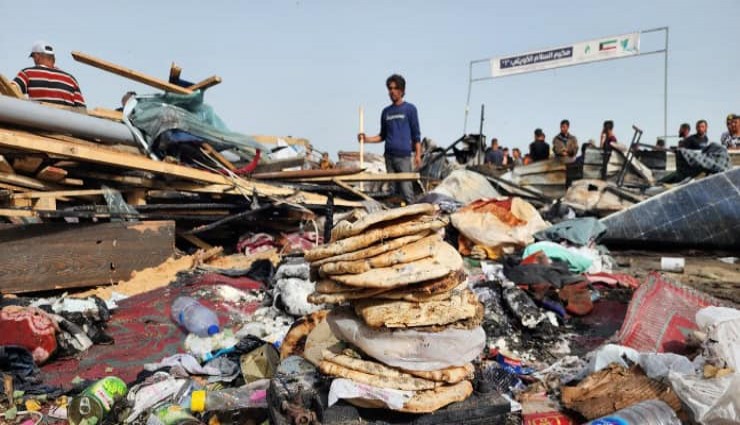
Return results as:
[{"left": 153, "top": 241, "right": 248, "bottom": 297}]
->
[
  {"left": 319, "top": 360, "right": 442, "bottom": 391},
  {"left": 310, "top": 232, "right": 431, "bottom": 267},
  {"left": 330, "top": 241, "right": 462, "bottom": 288},
  {"left": 280, "top": 310, "right": 329, "bottom": 359},
  {"left": 330, "top": 203, "right": 436, "bottom": 241},
  {"left": 353, "top": 290, "right": 480, "bottom": 328},
  {"left": 305, "top": 216, "right": 448, "bottom": 262},
  {"left": 319, "top": 234, "right": 441, "bottom": 275}
]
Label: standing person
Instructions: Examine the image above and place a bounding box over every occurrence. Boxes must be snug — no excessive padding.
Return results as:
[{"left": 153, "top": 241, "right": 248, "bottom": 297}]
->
[
  {"left": 600, "top": 120, "right": 618, "bottom": 180},
  {"left": 484, "top": 138, "right": 504, "bottom": 165},
  {"left": 512, "top": 148, "right": 524, "bottom": 167},
  {"left": 677, "top": 123, "right": 691, "bottom": 148},
  {"left": 529, "top": 128, "right": 550, "bottom": 162},
  {"left": 552, "top": 119, "right": 579, "bottom": 163},
  {"left": 683, "top": 120, "right": 709, "bottom": 150},
  {"left": 502, "top": 147, "right": 513, "bottom": 168},
  {"left": 358, "top": 74, "right": 421, "bottom": 204},
  {"left": 720, "top": 114, "right": 740, "bottom": 149},
  {"left": 12, "top": 41, "right": 86, "bottom": 110}
]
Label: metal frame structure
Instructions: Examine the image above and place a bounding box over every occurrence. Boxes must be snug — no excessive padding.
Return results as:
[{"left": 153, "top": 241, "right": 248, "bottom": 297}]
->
[{"left": 463, "top": 27, "right": 669, "bottom": 137}]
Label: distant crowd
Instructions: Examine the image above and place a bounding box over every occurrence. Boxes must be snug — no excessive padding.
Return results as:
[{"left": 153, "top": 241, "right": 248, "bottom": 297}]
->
[{"left": 484, "top": 116, "right": 740, "bottom": 171}]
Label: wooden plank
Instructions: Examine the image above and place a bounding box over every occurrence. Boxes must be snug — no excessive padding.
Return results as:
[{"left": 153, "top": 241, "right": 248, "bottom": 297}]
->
[
  {"left": 33, "top": 197, "right": 56, "bottom": 211},
  {"left": 12, "top": 156, "right": 44, "bottom": 173},
  {"left": 0, "top": 171, "right": 64, "bottom": 191},
  {"left": 0, "top": 182, "right": 29, "bottom": 192},
  {"left": 299, "top": 172, "right": 420, "bottom": 182},
  {"left": 72, "top": 51, "right": 193, "bottom": 95},
  {"left": 0, "top": 221, "right": 175, "bottom": 293},
  {"left": 0, "top": 73, "right": 23, "bottom": 98},
  {"left": 331, "top": 178, "right": 376, "bottom": 203},
  {"left": 60, "top": 177, "right": 84, "bottom": 186},
  {"left": 0, "top": 128, "right": 292, "bottom": 196},
  {"left": 179, "top": 233, "right": 214, "bottom": 250},
  {"left": 36, "top": 166, "right": 68, "bottom": 182},
  {"left": 169, "top": 62, "right": 182, "bottom": 83},
  {"left": 0, "top": 155, "right": 13, "bottom": 174},
  {"left": 126, "top": 189, "right": 147, "bottom": 206},
  {"left": 88, "top": 107, "right": 123, "bottom": 122},
  {"left": 12, "top": 189, "right": 114, "bottom": 199},
  {"left": 188, "top": 76, "right": 222, "bottom": 91},
  {"left": 251, "top": 135, "right": 310, "bottom": 147},
  {"left": 0, "top": 208, "right": 35, "bottom": 217},
  {"left": 201, "top": 143, "right": 237, "bottom": 172},
  {"left": 252, "top": 167, "right": 362, "bottom": 180}
]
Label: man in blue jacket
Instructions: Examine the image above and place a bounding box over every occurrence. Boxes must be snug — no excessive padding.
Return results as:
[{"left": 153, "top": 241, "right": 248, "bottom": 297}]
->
[{"left": 358, "top": 74, "right": 421, "bottom": 204}]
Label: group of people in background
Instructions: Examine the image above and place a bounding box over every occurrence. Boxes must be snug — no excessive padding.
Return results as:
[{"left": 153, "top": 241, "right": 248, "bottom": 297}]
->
[{"left": 485, "top": 115, "right": 739, "bottom": 172}]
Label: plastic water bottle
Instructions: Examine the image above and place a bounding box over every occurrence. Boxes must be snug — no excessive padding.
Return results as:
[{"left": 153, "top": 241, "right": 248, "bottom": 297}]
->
[
  {"left": 171, "top": 296, "right": 220, "bottom": 337},
  {"left": 185, "top": 380, "right": 269, "bottom": 413},
  {"left": 583, "top": 400, "right": 680, "bottom": 425}
]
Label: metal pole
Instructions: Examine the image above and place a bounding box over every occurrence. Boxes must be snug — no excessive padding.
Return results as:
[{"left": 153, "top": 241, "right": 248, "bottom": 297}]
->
[
  {"left": 664, "top": 27, "right": 669, "bottom": 139},
  {"left": 464, "top": 61, "right": 473, "bottom": 134}
]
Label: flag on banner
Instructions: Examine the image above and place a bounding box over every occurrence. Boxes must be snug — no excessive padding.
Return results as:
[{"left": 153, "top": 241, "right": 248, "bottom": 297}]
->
[{"left": 490, "top": 32, "right": 640, "bottom": 78}]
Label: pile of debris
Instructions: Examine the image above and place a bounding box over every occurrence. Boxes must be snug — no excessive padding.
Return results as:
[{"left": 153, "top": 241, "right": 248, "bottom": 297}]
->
[{"left": 303, "top": 204, "right": 484, "bottom": 413}]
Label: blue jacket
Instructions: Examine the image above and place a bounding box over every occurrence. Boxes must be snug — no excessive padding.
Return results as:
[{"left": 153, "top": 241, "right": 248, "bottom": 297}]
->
[{"left": 380, "top": 102, "right": 420, "bottom": 157}]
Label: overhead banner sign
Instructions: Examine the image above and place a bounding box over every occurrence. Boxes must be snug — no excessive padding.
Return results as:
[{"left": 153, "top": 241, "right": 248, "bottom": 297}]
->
[{"left": 490, "top": 32, "right": 640, "bottom": 78}]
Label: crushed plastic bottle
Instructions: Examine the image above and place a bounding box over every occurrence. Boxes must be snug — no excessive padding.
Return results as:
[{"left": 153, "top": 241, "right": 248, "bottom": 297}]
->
[
  {"left": 184, "top": 379, "right": 270, "bottom": 413},
  {"left": 171, "top": 296, "right": 220, "bottom": 337},
  {"left": 584, "top": 399, "right": 680, "bottom": 425}
]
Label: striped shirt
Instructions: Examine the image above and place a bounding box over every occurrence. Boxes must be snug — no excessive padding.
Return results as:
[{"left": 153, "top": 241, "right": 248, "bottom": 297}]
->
[{"left": 13, "top": 65, "right": 86, "bottom": 108}]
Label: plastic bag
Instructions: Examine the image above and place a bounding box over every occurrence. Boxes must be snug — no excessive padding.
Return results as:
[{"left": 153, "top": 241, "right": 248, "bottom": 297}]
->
[
  {"left": 696, "top": 306, "right": 740, "bottom": 370},
  {"left": 638, "top": 353, "right": 697, "bottom": 380},
  {"left": 327, "top": 309, "right": 485, "bottom": 371},
  {"left": 669, "top": 371, "right": 740, "bottom": 424},
  {"left": 328, "top": 378, "right": 412, "bottom": 410}
]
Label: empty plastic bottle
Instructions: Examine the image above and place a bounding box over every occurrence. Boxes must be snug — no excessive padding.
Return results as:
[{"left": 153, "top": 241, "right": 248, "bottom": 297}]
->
[
  {"left": 171, "top": 296, "right": 220, "bottom": 337},
  {"left": 185, "top": 380, "right": 269, "bottom": 413},
  {"left": 583, "top": 400, "right": 680, "bottom": 425}
]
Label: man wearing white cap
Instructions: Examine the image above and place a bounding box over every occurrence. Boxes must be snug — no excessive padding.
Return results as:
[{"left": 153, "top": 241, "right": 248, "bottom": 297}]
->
[{"left": 12, "top": 41, "right": 86, "bottom": 109}]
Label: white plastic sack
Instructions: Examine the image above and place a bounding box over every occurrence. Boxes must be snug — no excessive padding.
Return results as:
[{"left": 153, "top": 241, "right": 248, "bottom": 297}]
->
[
  {"left": 431, "top": 169, "right": 500, "bottom": 204},
  {"left": 638, "top": 353, "right": 697, "bottom": 380},
  {"left": 583, "top": 344, "right": 639, "bottom": 376},
  {"left": 696, "top": 306, "right": 740, "bottom": 370},
  {"left": 669, "top": 371, "right": 740, "bottom": 425},
  {"left": 328, "top": 378, "right": 413, "bottom": 410},
  {"left": 327, "top": 309, "right": 486, "bottom": 371}
]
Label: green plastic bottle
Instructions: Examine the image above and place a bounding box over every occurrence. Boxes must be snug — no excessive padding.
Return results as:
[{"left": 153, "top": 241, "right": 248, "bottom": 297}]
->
[{"left": 68, "top": 376, "right": 128, "bottom": 425}]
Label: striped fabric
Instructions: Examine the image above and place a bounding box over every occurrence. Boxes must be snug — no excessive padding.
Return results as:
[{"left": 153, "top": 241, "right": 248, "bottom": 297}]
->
[{"left": 13, "top": 66, "right": 86, "bottom": 107}]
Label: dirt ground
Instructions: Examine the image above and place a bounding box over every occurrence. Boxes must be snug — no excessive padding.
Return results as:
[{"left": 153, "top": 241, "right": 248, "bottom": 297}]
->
[{"left": 612, "top": 249, "right": 740, "bottom": 305}]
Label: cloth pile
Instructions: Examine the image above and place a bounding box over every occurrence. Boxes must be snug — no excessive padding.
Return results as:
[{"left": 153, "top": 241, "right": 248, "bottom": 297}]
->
[{"left": 303, "top": 204, "right": 486, "bottom": 412}]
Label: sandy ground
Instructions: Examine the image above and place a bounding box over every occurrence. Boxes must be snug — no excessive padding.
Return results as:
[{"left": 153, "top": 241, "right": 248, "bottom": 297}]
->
[{"left": 612, "top": 249, "right": 740, "bottom": 304}]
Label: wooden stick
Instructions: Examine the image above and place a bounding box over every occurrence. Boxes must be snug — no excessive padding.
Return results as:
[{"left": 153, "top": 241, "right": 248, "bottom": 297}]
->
[
  {"left": 359, "top": 106, "right": 365, "bottom": 191},
  {"left": 72, "top": 51, "right": 193, "bottom": 95},
  {"left": 188, "top": 76, "right": 222, "bottom": 91}
]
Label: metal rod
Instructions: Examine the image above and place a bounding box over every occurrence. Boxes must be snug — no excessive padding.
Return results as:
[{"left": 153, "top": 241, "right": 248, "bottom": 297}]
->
[
  {"left": 664, "top": 27, "right": 670, "bottom": 139},
  {"left": 478, "top": 104, "right": 485, "bottom": 165},
  {"left": 464, "top": 61, "right": 474, "bottom": 134}
]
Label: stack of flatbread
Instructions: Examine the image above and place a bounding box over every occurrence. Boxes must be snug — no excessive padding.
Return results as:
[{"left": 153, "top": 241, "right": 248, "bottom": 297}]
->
[{"left": 302, "top": 204, "right": 484, "bottom": 413}]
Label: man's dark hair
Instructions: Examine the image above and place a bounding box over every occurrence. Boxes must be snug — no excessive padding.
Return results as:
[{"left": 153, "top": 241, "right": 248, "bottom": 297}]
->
[
  {"left": 534, "top": 128, "right": 544, "bottom": 137},
  {"left": 560, "top": 119, "right": 570, "bottom": 126},
  {"left": 696, "top": 119, "right": 707, "bottom": 127},
  {"left": 656, "top": 138, "right": 666, "bottom": 146},
  {"left": 386, "top": 74, "right": 406, "bottom": 92},
  {"left": 603, "top": 120, "right": 614, "bottom": 131},
  {"left": 680, "top": 123, "right": 691, "bottom": 131},
  {"left": 491, "top": 138, "right": 499, "bottom": 146}
]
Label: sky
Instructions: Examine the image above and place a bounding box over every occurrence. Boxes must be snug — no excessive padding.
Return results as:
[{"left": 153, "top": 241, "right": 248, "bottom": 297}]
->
[{"left": 2, "top": 0, "right": 738, "bottom": 158}]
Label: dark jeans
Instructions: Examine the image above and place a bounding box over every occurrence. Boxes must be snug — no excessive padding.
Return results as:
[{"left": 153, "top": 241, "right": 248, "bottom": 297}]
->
[{"left": 385, "top": 155, "right": 414, "bottom": 203}]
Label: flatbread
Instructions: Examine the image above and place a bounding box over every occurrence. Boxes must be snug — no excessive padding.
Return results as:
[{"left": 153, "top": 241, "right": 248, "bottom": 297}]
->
[
  {"left": 280, "top": 310, "right": 329, "bottom": 359},
  {"left": 353, "top": 290, "right": 481, "bottom": 328},
  {"left": 372, "top": 290, "right": 453, "bottom": 303},
  {"left": 303, "top": 316, "right": 343, "bottom": 366},
  {"left": 376, "top": 269, "right": 466, "bottom": 297},
  {"left": 308, "top": 288, "right": 390, "bottom": 305},
  {"left": 402, "top": 363, "right": 474, "bottom": 384},
  {"left": 343, "top": 380, "right": 474, "bottom": 413},
  {"left": 310, "top": 232, "right": 431, "bottom": 267},
  {"left": 330, "top": 242, "right": 462, "bottom": 288},
  {"left": 330, "top": 204, "right": 436, "bottom": 241},
  {"left": 319, "top": 360, "right": 442, "bottom": 391},
  {"left": 319, "top": 234, "right": 441, "bottom": 275},
  {"left": 304, "top": 216, "right": 448, "bottom": 262},
  {"left": 315, "top": 279, "right": 364, "bottom": 294}
]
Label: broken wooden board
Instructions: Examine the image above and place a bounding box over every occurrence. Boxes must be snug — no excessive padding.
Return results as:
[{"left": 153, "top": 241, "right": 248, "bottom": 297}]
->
[
  {"left": 299, "top": 172, "right": 420, "bottom": 182},
  {"left": 188, "top": 76, "right": 222, "bottom": 91},
  {"left": 0, "top": 73, "right": 23, "bottom": 98},
  {"left": 36, "top": 166, "right": 68, "bottom": 182},
  {"left": 72, "top": 51, "right": 193, "bottom": 95},
  {"left": 0, "top": 220, "right": 175, "bottom": 293},
  {"left": 88, "top": 107, "right": 123, "bottom": 122},
  {"left": 12, "top": 156, "right": 44, "bottom": 173}
]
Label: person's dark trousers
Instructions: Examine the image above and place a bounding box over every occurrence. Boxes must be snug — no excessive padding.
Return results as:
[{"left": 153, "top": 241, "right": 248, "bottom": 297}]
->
[
  {"left": 385, "top": 155, "right": 414, "bottom": 204},
  {"left": 600, "top": 150, "right": 612, "bottom": 180}
]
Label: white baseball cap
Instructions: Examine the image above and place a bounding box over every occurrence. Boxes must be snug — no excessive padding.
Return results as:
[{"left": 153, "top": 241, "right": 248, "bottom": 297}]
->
[{"left": 29, "top": 41, "right": 55, "bottom": 57}]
